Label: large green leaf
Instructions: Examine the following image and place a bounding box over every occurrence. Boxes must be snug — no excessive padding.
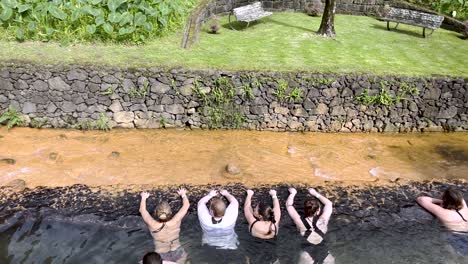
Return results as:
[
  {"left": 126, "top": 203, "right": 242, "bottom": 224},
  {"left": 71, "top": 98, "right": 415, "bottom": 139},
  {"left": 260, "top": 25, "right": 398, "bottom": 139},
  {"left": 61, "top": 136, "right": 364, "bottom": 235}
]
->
[
  {"left": 71, "top": 9, "right": 83, "bottom": 22},
  {"left": 1, "top": 0, "right": 18, "bottom": 9},
  {"left": 45, "top": 27, "right": 55, "bottom": 36},
  {"left": 83, "top": 5, "right": 101, "bottom": 17},
  {"left": 107, "top": 0, "right": 122, "bottom": 12},
  {"left": 86, "top": 24, "right": 96, "bottom": 34},
  {"left": 15, "top": 27, "right": 24, "bottom": 41},
  {"left": 27, "top": 21, "right": 36, "bottom": 31},
  {"left": 17, "top": 4, "right": 32, "bottom": 13},
  {"left": 118, "top": 26, "right": 134, "bottom": 35},
  {"left": 95, "top": 15, "right": 104, "bottom": 26},
  {"left": 103, "top": 22, "right": 113, "bottom": 34},
  {"left": 134, "top": 12, "right": 146, "bottom": 26},
  {"left": 88, "top": 0, "right": 102, "bottom": 5},
  {"left": 48, "top": 5, "right": 67, "bottom": 20},
  {"left": 0, "top": 7, "right": 13, "bottom": 21},
  {"left": 108, "top": 12, "right": 121, "bottom": 23},
  {"left": 119, "top": 11, "right": 132, "bottom": 26},
  {"left": 143, "top": 22, "right": 153, "bottom": 32}
]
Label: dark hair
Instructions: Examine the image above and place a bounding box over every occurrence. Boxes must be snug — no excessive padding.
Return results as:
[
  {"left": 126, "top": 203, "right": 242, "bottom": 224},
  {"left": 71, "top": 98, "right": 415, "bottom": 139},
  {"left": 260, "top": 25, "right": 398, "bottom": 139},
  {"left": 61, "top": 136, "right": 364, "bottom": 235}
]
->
[
  {"left": 143, "top": 252, "right": 162, "bottom": 264},
  {"left": 258, "top": 202, "right": 276, "bottom": 224},
  {"left": 442, "top": 187, "right": 464, "bottom": 210},
  {"left": 304, "top": 200, "right": 321, "bottom": 217}
]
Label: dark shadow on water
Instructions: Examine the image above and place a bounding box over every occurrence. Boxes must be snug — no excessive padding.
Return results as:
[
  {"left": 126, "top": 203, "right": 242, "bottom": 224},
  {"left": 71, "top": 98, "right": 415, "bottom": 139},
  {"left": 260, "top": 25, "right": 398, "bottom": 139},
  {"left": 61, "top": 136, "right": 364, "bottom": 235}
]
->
[
  {"left": 371, "top": 24, "right": 424, "bottom": 38},
  {"left": 435, "top": 145, "right": 468, "bottom": 165}
]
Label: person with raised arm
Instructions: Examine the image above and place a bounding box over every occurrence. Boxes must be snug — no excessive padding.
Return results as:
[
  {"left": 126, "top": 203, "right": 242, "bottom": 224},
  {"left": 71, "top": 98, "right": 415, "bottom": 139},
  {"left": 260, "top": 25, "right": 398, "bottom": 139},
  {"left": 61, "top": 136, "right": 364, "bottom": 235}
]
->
[
  {"left": 140, "top": 188, "right": 189, "bottom": 264},
  {"left": 197, "top": 189, "right": 240, "bottom": 249},
  {"left": 417, "top": 187, "right": 468, "bottom": 255},
  {"left": 243, "top": 189, "right": 281, "bottom": 264},
  {"left": 286, "top": 187, "right": 335, "bottom": 264}
]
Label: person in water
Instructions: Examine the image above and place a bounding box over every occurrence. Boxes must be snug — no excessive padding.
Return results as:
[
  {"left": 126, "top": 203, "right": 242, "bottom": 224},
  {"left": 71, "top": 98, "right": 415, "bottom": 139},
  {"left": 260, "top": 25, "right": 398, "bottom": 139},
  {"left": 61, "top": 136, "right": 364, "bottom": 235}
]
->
[
  {"left": 244, "top": 189, "right": 281, "bottom": 264},
  {"left": 197, "top": 189, "right": 239, "bottom": 249},
  {"left": 417, "top": 187, "right": 468, "bottom": 255},
  {"left": 244, "top": 189, "right": 281, "bottom": 239},
  {"left": 140, "top": 189, "right": 189, "bottom": 263},
  {"left": 286, "top": 187, "right": 335, "bottom": 264},
  {"left": 142, "top": 252, "right": 177, "bottom": 264}
]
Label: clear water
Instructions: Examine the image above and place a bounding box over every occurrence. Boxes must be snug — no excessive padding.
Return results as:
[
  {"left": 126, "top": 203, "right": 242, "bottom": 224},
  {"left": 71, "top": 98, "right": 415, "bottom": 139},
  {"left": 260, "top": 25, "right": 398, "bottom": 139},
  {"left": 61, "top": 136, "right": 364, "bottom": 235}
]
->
[{"left": 0, "top": 209, "right": 466, "bottom": 264}]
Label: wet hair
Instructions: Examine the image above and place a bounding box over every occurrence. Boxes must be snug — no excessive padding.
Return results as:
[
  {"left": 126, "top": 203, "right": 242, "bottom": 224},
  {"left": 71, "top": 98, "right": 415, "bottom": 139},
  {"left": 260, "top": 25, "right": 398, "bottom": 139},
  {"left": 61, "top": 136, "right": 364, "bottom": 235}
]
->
[
  {"left": 143, "top": 252, "right": 162, "bottom": 264},
  {"left": 258, "top": 202, "right": 276, "bottom": 224},
  {"left": 155, "top": 201, "right": 173, "bottom": 222},
  {"left": 304, "top": 200, "right": 321, "bottom": 218},
  {"left": 442, "top": 187, "right": 464, "bottom": 211},
  {"left": 210, "top": 197, "right": 226, "bottom": 218}
]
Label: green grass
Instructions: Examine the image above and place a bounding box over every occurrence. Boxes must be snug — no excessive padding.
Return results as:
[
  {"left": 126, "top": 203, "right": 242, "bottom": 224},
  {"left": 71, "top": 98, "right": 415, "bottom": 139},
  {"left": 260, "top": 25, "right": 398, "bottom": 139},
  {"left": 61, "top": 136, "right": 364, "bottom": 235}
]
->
[{"left": 0, "top": 13, "right": 467, "bottom": 77}]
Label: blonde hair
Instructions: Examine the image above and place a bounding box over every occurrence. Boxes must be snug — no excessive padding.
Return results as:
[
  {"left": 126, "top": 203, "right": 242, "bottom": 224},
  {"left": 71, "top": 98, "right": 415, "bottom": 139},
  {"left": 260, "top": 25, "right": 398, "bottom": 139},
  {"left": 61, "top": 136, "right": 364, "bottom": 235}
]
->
[
  {"left": 210, "top": 198, "right": 226, "bottom": 218},
  {"left": 155, "top": 201, "right": 173, "bottom": 222}
]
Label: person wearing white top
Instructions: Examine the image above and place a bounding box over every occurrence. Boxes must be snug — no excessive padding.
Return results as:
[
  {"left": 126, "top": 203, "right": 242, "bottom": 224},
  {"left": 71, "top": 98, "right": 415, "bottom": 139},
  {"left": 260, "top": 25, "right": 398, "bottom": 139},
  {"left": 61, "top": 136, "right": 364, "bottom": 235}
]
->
[{"left": 197, "top": 189, "right": 240, "bottom": 250}]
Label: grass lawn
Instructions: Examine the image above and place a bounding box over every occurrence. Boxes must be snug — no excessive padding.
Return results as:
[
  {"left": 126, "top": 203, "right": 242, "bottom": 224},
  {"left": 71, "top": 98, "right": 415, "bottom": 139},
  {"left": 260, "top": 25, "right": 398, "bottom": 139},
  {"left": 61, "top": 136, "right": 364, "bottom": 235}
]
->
[{"left": 0, "top": 13, "right": 467, "bottom": 77}]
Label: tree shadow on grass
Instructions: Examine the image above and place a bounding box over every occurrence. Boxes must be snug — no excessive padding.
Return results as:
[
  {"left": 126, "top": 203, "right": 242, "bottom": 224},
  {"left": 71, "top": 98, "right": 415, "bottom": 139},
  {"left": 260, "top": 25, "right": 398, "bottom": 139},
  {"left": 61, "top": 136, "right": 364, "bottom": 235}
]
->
[
  {"left": 221, "top": 20, "right": 262, "bottom": 31},
  {"left": 371, "top": 24, "right": 425, "bottom": 38},
  {"left": 264, "top": 17, "right": 315, "bottom": 33}
]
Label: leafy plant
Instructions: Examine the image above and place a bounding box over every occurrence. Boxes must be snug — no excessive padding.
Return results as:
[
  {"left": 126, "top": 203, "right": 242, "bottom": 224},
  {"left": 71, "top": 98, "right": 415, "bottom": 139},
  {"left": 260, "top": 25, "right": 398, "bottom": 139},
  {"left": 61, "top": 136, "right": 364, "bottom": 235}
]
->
[
  {"left": 286, "top": 87, "right": 303, "bottom": 102},
  {"left": 75, "top": 113, "right": 110, "bottom": 131},
  {"left": 30, "top": 117, "right": 48, "bottom": 128},
  {"left": 241, "top": 84, "right": 254, "bottom": 99},
  {"left": 100, "top": 84, "right": 116, "bottom": 95},
  {"left": 407, "top": 0, "right": 468, "bottom": 20},
  {"left": 274, "top": 79, "right": 289, "bottom": 101},
  {"left": 129, "top": 79, "right": 149, "bottom": 98},
  {"left": 355, "top": 80, "right": 420, "bottom": 106},
  {"left": 0, "top": 106, "right": 25, "bottom": 129},
  {"left": 0, "top": 0, "right": 197, "bottom": 43}
]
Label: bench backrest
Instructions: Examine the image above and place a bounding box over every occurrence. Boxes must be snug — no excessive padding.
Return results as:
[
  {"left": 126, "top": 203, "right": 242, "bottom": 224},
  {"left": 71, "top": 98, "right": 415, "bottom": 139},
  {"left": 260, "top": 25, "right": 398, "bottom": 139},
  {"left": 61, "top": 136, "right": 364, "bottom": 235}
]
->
[
  {"left": 233, "top": 2, "right": 264, "bottom": 21},
  {"left": 384, "top": 7, "right": 444, "bottom": 29}
]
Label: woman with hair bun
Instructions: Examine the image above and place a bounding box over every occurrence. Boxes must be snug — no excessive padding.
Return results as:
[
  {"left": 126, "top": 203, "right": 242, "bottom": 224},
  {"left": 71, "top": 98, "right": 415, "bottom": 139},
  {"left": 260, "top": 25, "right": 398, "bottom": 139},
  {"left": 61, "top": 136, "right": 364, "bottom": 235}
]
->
[
  {"left": 140, "top": 188, "right": 189, "bottom": 263},
  {"left": 286, "top": 188, "right": 335, "bottom": 264},
  {"left": 244, "top": 189, "right": 281, "bottom": 264}
]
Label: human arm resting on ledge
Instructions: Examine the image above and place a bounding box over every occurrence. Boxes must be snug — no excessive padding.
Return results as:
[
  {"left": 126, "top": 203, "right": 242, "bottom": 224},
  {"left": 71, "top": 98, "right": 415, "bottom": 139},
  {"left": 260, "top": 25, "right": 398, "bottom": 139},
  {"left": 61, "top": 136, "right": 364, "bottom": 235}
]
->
[
  {"left": 416, "top": 196, "right": 447, "bottom": 218},
  {"left": 270, "top": 189, "right": 281, "bottom": 224},
  {"left": 221, "top": 189, "right": 239, "bottom": 207},
  {"left": 139, "top": 191, "right": 156, "bottom": 225},
  {"left": 172, "top": 188, "right": 190, "bottom": 222},
  {"left": 286, "top": 188, "right": 305, "bottom": 232},
  {"left": 309, "top": 188, "right": 333, "bottom": 224},
  {"left": 244, "top": 190, "right": 256, "bottom": 226}
]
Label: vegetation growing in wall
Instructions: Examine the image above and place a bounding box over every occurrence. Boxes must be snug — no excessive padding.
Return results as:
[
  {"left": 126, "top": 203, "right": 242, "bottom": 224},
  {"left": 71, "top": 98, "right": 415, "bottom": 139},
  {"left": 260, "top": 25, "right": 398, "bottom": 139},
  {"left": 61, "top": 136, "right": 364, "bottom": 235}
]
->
[
  {"left": 274, "top": 79, "right": 304, "bottom": 103},
  {"left": 75, "top": 113, "right": 111, "bottom": 131},
  {"left": 0, "top": 0, "right": 196, "bottom": 43},
  {"left": 0, "top": 106, "right": 24, "bottom": 129},
  {"left": 193, "top": 77, "right": 245, "bottom": 129},
  {"left": 355, "top": 80, "right": 420, "bottom": 106},
  {"left": 30, "top": 117, "right": 48, "bottom": 128},
  {"left": 129, "top": 79, "right": 149, "bottom": 98}
]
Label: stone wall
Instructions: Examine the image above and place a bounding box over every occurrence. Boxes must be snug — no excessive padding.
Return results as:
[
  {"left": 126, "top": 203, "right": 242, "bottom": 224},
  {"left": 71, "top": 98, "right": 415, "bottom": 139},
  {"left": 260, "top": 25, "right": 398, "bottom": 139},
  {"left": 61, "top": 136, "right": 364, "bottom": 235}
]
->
[{"left": 0, "top": 64, "right": 467, "bottom": 132}]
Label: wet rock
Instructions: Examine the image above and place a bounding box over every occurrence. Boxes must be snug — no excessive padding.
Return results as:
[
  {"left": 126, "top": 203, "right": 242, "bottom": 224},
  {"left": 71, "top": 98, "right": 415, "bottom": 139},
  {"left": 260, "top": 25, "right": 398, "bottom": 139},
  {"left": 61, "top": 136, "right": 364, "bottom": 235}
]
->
[
  {"left": 0, "top": 158, "right": 16, "bottom": 165},
  {"left": 49, "top": 152, "right": 58, "bottom": 161},
  {"left": 5, "top": 179, "right": 26, "bottom": 192},
  {"left": 109, "top": 151, "right": 120, "bottom": 159},
  {"left": 225, "top": 164, "right": 241, "bottom": 175}
]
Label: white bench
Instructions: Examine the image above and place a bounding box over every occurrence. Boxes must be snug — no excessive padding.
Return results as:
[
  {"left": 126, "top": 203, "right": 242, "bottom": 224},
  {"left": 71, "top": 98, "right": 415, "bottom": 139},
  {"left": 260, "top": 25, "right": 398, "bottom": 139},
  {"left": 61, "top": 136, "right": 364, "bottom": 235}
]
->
[
  {"left": 229, "top": 2, "right": 272, "bottom": 30},
  {"left": 382, "top": 7, "right": 444, "bottom": 38}
]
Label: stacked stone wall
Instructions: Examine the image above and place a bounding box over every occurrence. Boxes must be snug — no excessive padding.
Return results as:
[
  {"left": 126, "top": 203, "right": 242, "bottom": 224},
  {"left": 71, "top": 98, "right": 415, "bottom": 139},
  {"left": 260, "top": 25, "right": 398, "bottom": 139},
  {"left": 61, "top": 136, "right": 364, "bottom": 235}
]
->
[{"left": 0, "top": 64, "right": 467, "bottom": 132}]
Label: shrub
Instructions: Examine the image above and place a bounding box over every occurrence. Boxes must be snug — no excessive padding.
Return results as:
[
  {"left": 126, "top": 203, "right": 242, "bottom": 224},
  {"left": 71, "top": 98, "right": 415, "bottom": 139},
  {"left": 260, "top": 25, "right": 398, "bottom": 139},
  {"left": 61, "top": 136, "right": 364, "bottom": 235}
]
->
[
  {"left": 0, "top": 0, "right": 196, "bottom": 43},
  {"left": 406, "top": 0, "right": 468, "bottom": 20},
  {"left": 305, "top": 0, "right": 323, "bottom": 17},
  {"left": 0, "top": 106, "right": 25, "bottom": 129},
  {"left": 208, "top": 15, "right": 220, "bottom": 34}
]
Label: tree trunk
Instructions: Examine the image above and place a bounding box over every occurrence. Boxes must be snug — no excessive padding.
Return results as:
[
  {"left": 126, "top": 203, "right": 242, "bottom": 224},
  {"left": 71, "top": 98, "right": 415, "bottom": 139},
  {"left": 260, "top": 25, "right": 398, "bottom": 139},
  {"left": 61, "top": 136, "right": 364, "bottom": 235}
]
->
[{"left": 318, "top": 0, "right": 337, "bottom": 37}]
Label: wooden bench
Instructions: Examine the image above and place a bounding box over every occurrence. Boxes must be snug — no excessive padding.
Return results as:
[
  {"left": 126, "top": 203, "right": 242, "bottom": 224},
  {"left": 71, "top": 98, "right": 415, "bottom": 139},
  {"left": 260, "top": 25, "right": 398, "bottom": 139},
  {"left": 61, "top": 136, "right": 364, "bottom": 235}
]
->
[
  {"left": 382, "top": 7, "right": 444, "bottom": 37},
  {"left": 229, "top": 2, "right": 272, "bottom": 30}
]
